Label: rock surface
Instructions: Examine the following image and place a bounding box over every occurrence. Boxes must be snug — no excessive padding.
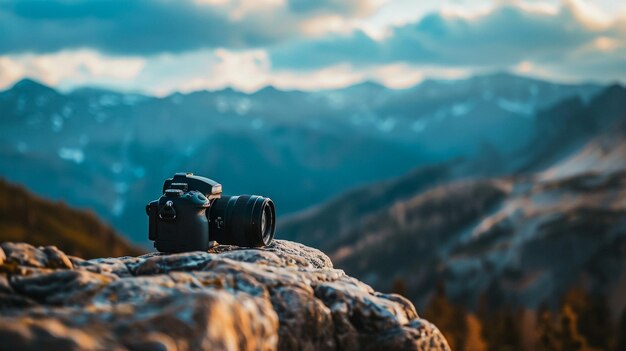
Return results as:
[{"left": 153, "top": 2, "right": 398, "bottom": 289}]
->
[{"left": 0, "top": 240, "right": 450, "bottom": 351}]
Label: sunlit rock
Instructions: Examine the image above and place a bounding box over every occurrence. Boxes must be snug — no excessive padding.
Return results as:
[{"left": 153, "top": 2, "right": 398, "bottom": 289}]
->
[{"left": 0, "top": 240, "right": 450, "bottom": 351}]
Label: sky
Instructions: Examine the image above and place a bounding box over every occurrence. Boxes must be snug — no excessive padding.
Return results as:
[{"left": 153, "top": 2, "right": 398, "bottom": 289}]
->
[{"left": 0, "top": 0, "right": 624, "bottom": 95}]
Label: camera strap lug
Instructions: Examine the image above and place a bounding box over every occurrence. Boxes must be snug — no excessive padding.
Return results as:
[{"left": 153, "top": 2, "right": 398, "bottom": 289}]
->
[{"left": 159, "top": 200, "right": 177, "bottom": 220}]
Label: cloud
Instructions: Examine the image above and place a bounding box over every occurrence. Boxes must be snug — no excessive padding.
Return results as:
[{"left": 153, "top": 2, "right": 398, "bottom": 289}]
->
[
  {"left": 0, "top": 47, "right": 473, "bottom": 95},
  {"left": 0, "top": 0, "right": 623, "bottom": 92},
  {"left": 0, "top": 0, "right": 381, "bottom": 55},
  {"left": 0, "top": 56, "right": 25, "bottom": 88},
  {"left": 287, "top": 0, "right": 382, "bottom": 17},
  {"left": 0, "top": 50, "right": 145, "bottom": 90},
  {"left": 269, "top": 0, "right": 625, "bottom": 74}
]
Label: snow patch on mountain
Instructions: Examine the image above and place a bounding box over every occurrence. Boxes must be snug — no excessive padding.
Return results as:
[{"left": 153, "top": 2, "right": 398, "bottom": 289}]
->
[
  {"left": 58, "top": 147, "right": 84, "bottom": 164},
  {"left": 497, "top": 98, "right": 534, "bottom": 116},
  {"left": 540, "top": 138, "right": 626, "bottom": 181}
]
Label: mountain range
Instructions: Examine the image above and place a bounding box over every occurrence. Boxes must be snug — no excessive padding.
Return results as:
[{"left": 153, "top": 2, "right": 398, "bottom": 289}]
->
[
  {"left": 0, "top": 72, "right": 602, "bottom": 244},
  {"left": 2, "top": 72, "right": 624, "bottom": 351},
  {"left": 279, "top": 84, "right": 626, "bottom": 317}
]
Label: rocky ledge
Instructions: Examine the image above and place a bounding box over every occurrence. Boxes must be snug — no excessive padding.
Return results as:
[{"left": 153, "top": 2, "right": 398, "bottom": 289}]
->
[{"left": 0, "top": 240, "right": 449, "bottom": 351}]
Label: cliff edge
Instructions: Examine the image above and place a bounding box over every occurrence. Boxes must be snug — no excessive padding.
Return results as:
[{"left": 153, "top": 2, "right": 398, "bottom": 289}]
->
[{"left": 0, "top": 240, "right": 450, "bottom": 351}]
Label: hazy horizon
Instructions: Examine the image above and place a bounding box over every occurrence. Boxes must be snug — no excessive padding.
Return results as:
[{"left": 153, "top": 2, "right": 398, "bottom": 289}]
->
[{"left": 2, "top": 69, "right": 616, "bottom": 97}]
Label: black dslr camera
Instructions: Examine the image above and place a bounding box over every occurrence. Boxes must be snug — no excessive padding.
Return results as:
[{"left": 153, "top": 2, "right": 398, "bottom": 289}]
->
[{"left": 146, "top": 173, "right": 276, "bottom": 252}]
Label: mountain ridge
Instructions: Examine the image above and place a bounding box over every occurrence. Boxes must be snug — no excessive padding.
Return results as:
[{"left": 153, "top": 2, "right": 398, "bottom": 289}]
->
[
  {"left": 0, "top": 178, "right": 142, "bottom": 258},
  {"left": 279, "top": 83, "right": 626, "bottom": 316},
  {"left": 4, "top": 70, "right": 602, "bottom": 98}
]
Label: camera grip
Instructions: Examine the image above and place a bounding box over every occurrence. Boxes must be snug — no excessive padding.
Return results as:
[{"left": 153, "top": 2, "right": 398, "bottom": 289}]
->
[{"left": 146, "top": 201, "right": 158, "bottom": 240}]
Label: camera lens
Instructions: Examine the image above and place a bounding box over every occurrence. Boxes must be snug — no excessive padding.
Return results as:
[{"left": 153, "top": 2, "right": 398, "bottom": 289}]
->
[
  {"left": 261, "top": 209, "right": 267, "bottom": 234},
  {"left": 208, "top": 195, "right": 275, "bottom": 247},
  {"left": 261, "top": 203, "right": 274, "bottom": 244}
]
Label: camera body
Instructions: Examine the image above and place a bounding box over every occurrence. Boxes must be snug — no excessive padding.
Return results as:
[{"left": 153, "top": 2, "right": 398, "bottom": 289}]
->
[{"left": 146, "top": 173, "right": 276, "bottom": 253}]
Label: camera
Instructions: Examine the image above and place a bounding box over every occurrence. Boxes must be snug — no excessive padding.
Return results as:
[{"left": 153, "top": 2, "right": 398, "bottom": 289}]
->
[{"left": 146, "top": 173, "right": 276, "bottom": 252}]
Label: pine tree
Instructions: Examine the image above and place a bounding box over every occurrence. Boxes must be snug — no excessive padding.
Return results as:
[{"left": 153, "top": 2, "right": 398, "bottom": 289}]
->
[
  {"left": 424, "top": 281, "right": 467, "bottom": 350},
  {"left": 537, "top": 308, "right": 559, "bottom": 351},
  {"left": 616, "top": 309, "right": 626, "bottom": 351},
  {"left": 558, "top": 305, "right": 589, "bottom": 350},
  {"left": 537, "top": 304, "right": 599, "bottom": 351},
  {"left": 562, "top": 288, "right": 611, "bottom": 350},
  {"left": 464, "top": 314, "right": 488, "bottom": 351},
  {"left": 490, "top": 308, "right": 522, "bottom": 351}
]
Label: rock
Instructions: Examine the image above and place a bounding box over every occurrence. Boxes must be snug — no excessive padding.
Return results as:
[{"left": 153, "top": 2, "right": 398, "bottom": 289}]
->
[
  {"left": 41, "top": 246, "right": 73, "bottom": 270},
  {"left": 0, "top": 242, "right": 73, "bottom": 270},
  {"left": 0, "top": 240, "right": 450, "bottom": 351},
  {"left": 1, "top": 242, "right": 48, "bottom": 268}
]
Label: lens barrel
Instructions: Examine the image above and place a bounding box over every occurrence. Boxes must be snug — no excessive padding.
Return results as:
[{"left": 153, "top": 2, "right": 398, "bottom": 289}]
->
[{"left": 208, "top": 195, "right": 275, "bottom": 247}]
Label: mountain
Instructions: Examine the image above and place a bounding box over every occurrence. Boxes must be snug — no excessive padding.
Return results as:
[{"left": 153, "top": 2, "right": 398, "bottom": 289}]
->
[
  {"left": 323, "top": 171, "right": 625, "bottom": 310},
  {"left": 279, "top": 85, "right": 626, "bottom": 314},
  {"left": 0, "top": 178, "right": 141, "bottom": 258},
  {"left": 0, "top": 72, "right": 601, "bottom": 243},
  {"left": 520, "top": 84, "right": 626, "bottom": 172},
  {"left": 278, "top": 160, "right": 466, "bottom": 253}
]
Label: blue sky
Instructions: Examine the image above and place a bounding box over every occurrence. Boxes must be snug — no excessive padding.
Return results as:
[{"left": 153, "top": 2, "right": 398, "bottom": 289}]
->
[{"left": 0, "top": 0, "right": 624, "bottom": 95}]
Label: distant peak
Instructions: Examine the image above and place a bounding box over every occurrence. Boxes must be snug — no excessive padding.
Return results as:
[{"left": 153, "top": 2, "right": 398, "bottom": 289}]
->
[
  {"left": 470, "top": 71, "right": 531, "bottom": 82},
  {"left": 216, "top": 87, "right": 236, "bottom": 94},
  {"left": 478, "top": 71, "right": 518, "bottom": 79},
  {"left": 257, "top": 85, "right": 281, "bottom": 93},
  {"left": 591, "top": 83, "right": 626, "bottom": 104},
  {"left": 604, "top": 83, "right": 626, "bottom": 94},
  {"left": 339, "top": 80, "right": 386, "bottom": 93},
  {"left": 351, "top": 80, "right": 385, "bottom": 89},
  {"left": 13, "top": 78, "right": 41, "bottom": 87},
  {"left": 13, "top": 77, "right": 40, "bottom": 86},
  {"left": 252, "top": 85, "right": 289, "bottom": 96},
  {"left": 9, "top": 78, "right": 57, "bottom": 94},
  {"left": 70, "top": 86, "right": 120, "bottom": 96}
]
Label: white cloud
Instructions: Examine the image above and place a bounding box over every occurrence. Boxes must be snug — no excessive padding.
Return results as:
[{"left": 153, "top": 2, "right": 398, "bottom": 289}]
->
[
  {"left": 0, "top": 50, "right": 145, "bottom": 90},
  {"left": 146, "top": 49, "right": 272, "bottom": 95},
  {"left": 0, "top": 56, "right": 25, "bottom": 88},
  {"left": 141, "top": 51, "right": 474, "bottom": 94},
  {"left": 368, "top": 64, "right": 469, "bottom": 88},
  {"left": 194, "top": 0, "right": 287, "bottom": 21},
  {"left": 0, "top": 47, "right": 474, "bottom": 95},
  {"left": 0, "top": 0, "right": 623, "bottom": 93},
  {"left": 133, "top": 50, "right": 366, "bottom": 94}
]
